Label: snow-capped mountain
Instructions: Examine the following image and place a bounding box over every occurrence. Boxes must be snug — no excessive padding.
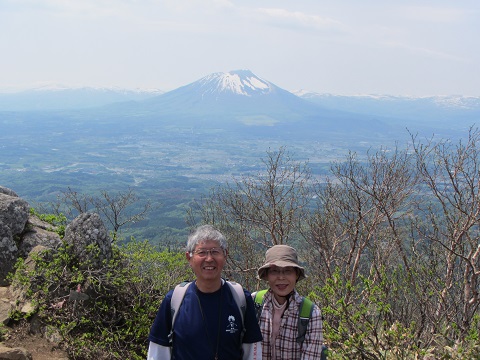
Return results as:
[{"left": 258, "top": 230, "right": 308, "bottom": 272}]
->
[
  {"left": 293, "top": 90, "right": 480, "bottom": 109},
  {"left": 293, "top": 90, "right": 480, "bottom": 123},
  {"left": 140, "top": 69, "right": 326, "bottom": 122},
  {"left": 126, "top": 69, "right": 401, "bottom": 140}
]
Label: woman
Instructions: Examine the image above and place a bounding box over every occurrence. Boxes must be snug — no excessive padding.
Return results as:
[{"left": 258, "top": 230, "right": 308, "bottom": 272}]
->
[{"left": 253, "top": 244, "right": 325, "bottom": 360}]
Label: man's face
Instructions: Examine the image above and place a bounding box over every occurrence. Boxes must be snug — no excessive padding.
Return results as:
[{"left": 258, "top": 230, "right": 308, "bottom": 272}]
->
[{"left": 186, "top": 240, "right": 227, "bottom": 282}]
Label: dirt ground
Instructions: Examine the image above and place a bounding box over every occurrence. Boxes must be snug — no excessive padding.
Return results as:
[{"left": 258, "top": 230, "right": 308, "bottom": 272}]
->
[{"left": 3, "top": 323, "right": 69, "bottom": 360}]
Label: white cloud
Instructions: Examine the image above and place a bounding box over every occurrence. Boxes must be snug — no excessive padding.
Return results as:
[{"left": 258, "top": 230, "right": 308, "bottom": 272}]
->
[
  {"left": 255, "top": 7, "right": 345, "bottom": 32},
  {"left": 384, "top": 41, "right": 470, "bottom": 63},
  {"left": 401, "top": 5, "right": 469, "bottom": 23}
]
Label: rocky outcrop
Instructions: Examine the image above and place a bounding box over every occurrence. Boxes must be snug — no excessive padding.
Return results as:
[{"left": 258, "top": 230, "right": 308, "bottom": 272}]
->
[
  {"left": 0, "top": 186, "right": 113, "bottom": 359},
  {"left": 0, "top": 191, "right": 29, "bottom": 286},
  {"left": 0, "top": 186, "right": 19, "bottom": 198},
  {"left": 63, "top": 212, "right": 112, "bottom": 268},
  {"left": 17, "top": 217, "right": 62, "bottom": 259},
  {"left": 0, "top": 185, "right": 112, "bottom": 286}
]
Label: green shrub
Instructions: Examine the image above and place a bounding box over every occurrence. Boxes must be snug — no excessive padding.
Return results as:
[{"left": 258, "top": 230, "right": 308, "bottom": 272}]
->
[
  {"left": 10, "top": 237, "right": 192, "bottom": 359},
  {"left": 29, "top": 208, "right": 67, "bottom": 238},
  {"left": 0, "top": 323, "right": 7, "bottom": 342}
]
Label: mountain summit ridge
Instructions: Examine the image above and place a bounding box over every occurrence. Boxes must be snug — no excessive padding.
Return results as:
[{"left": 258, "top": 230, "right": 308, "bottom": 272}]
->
[{"left": 198, "top": 70, "right": 272, "bottom": 97}]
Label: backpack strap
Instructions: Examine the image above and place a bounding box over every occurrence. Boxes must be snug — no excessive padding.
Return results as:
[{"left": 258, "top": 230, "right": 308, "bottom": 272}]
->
[
  {"left": 226, "top": 280, "right": 247, "bottom": 343},
  {"left": 296, "top": 296, "right": 314, "bottom": 345},
  {"left": 226, "top": 281, "right": 246, "bottom": 325},
  {"left": 252, "top": 289, "right": 268, "bottom": 322},
  {"left": 169, "top": 281, "right": 191, "bottom": 345},
  {"left": 321, "top": 344, "right": 328, "bottom": 360}
]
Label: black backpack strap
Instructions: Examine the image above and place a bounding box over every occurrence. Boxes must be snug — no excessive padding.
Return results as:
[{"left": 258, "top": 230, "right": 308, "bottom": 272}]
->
[{"left": 321, "top": 344, "right": 328, "bottom": 360}]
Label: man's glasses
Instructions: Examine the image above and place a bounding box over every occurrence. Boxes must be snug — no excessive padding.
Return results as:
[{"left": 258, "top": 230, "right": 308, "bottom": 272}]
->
[{"left": 192, "top": 247, "right": 225, "bottom": 258}]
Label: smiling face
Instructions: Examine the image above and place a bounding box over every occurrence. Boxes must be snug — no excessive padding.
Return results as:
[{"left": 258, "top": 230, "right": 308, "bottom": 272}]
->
[
  {"left": 266, "top": 265, "right": 299, "bottom": 303},
  {"left": 186, "top": 239, "right": 227, "bottom": 291}
]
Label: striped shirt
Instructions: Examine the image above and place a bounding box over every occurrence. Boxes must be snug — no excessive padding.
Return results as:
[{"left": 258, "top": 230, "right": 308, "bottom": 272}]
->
[{"left": 257, "top": 289, "right": 324, "bottom": 360}]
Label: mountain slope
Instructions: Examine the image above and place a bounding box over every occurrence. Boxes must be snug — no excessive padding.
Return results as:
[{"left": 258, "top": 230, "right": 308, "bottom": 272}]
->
[{"left": 141, "top": 69, "right": 324, "bottom": 121}]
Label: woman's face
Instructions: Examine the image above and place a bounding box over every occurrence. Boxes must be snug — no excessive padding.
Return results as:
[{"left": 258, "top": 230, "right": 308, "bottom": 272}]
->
[{"left": 266, "top": 265, "right": 298, "bottom": 303}]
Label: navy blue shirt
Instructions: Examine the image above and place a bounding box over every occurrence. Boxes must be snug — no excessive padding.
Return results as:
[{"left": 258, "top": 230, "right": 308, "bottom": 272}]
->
[{"left": 149, "top": 281, "right": 262, "bottom": 360}]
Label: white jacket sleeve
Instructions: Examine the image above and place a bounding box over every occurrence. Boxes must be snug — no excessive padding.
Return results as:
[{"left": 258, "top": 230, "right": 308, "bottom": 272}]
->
[
  {"left": 242, "top": 341, "right": 262, "bottom": 360},
  {"left": 147, "top": 341, "right": 171, "bottom": 360}
]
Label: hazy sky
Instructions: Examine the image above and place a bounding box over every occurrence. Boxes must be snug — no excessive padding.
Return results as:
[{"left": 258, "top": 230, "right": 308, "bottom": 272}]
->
[{"left": 1, "top": 0, "right": 479, "bottom": 96}]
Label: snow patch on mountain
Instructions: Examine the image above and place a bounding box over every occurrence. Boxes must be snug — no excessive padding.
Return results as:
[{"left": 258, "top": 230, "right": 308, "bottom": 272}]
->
[
  {"left": 432, "top": 95, "right": 480, "bottom": 110},
  {"left": 293, "top": 89, "right": 480, "bottom": 110},
  {"left": 198, "top": 70, "right": 272, "bottom": 96}
]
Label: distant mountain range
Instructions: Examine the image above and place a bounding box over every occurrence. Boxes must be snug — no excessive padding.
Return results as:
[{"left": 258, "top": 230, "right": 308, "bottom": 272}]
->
[
  {"left": 1, "top": 70, "right": 479, "bottom": 140},
  {"left": 0, "top": 86, "right": 163, "bottom": 111},
  {"left": 2, "top": 70, "right": 478, "bottom": 115},
  {"left": 294, "top": 90, "right": 480, "bottom": 124}
]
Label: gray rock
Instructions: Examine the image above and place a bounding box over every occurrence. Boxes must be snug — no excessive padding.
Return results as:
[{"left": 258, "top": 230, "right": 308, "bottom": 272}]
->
[
  {"left": 17, "top": 216, "right": 62, "bottom": 258},
  {"left": 63, "top": 213, "right": 112, "bottom": 269},
  {"left": 0, "top": 190, "right": 63, "bottom": 285},
  {"left": 0, "top": 186, "right": 18, "bottom": 197},
  {"left": 0, "top": 222, "right": 17, "bottom": 286},
  {"left": 0, "top": 193, "right": 29, "bottom": 237},
  {"left": 0, "top": 345, "right": 32, "bottom": 360},
  {"left": 0, "top": 191, "right": 30, "bottom": 285},
  {"left": 0, "top": 287, "right": 13, "bottom": 325}
]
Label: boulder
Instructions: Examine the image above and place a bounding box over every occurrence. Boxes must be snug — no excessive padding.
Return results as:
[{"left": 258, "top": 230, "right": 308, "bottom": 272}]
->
[
  {"left": 0, "top": 222, "right": 17, "bottom": 286},
  {"left": 0, "top": 189, "right": 29, "bottom": 285},
  {"left": 0, "top": 186, "right": 62, "bottom": 285},
  {"left": 17, "top": 215, "right": 62, "bottom": 258},
  {"left": 0, "top": 193, "right": 29, "bottom": 237},
  {"left": 0, "top": 345, "right": 32, "bottom": 360},
  {"left": 63, "top": 213, "right": 112, "bottom": 268}
]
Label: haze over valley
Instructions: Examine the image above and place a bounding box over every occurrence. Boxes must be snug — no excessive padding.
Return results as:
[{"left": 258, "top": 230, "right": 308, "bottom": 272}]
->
[{"left": 1, "top": 70, "right": 479, "bottom": 243}]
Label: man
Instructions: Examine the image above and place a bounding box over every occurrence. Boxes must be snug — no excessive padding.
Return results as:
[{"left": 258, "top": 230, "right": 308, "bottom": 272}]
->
[{"left": 147, "top": 225, "right": 262, "bottom": 360}]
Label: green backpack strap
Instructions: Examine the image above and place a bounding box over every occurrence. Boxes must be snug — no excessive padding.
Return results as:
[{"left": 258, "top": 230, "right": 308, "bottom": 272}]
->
[
  {"left": 253, "top": 289, "right": 268, "bottom": 322},
  {"left": 296, "top": 296, "right": 314, "bottom": 345}
]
